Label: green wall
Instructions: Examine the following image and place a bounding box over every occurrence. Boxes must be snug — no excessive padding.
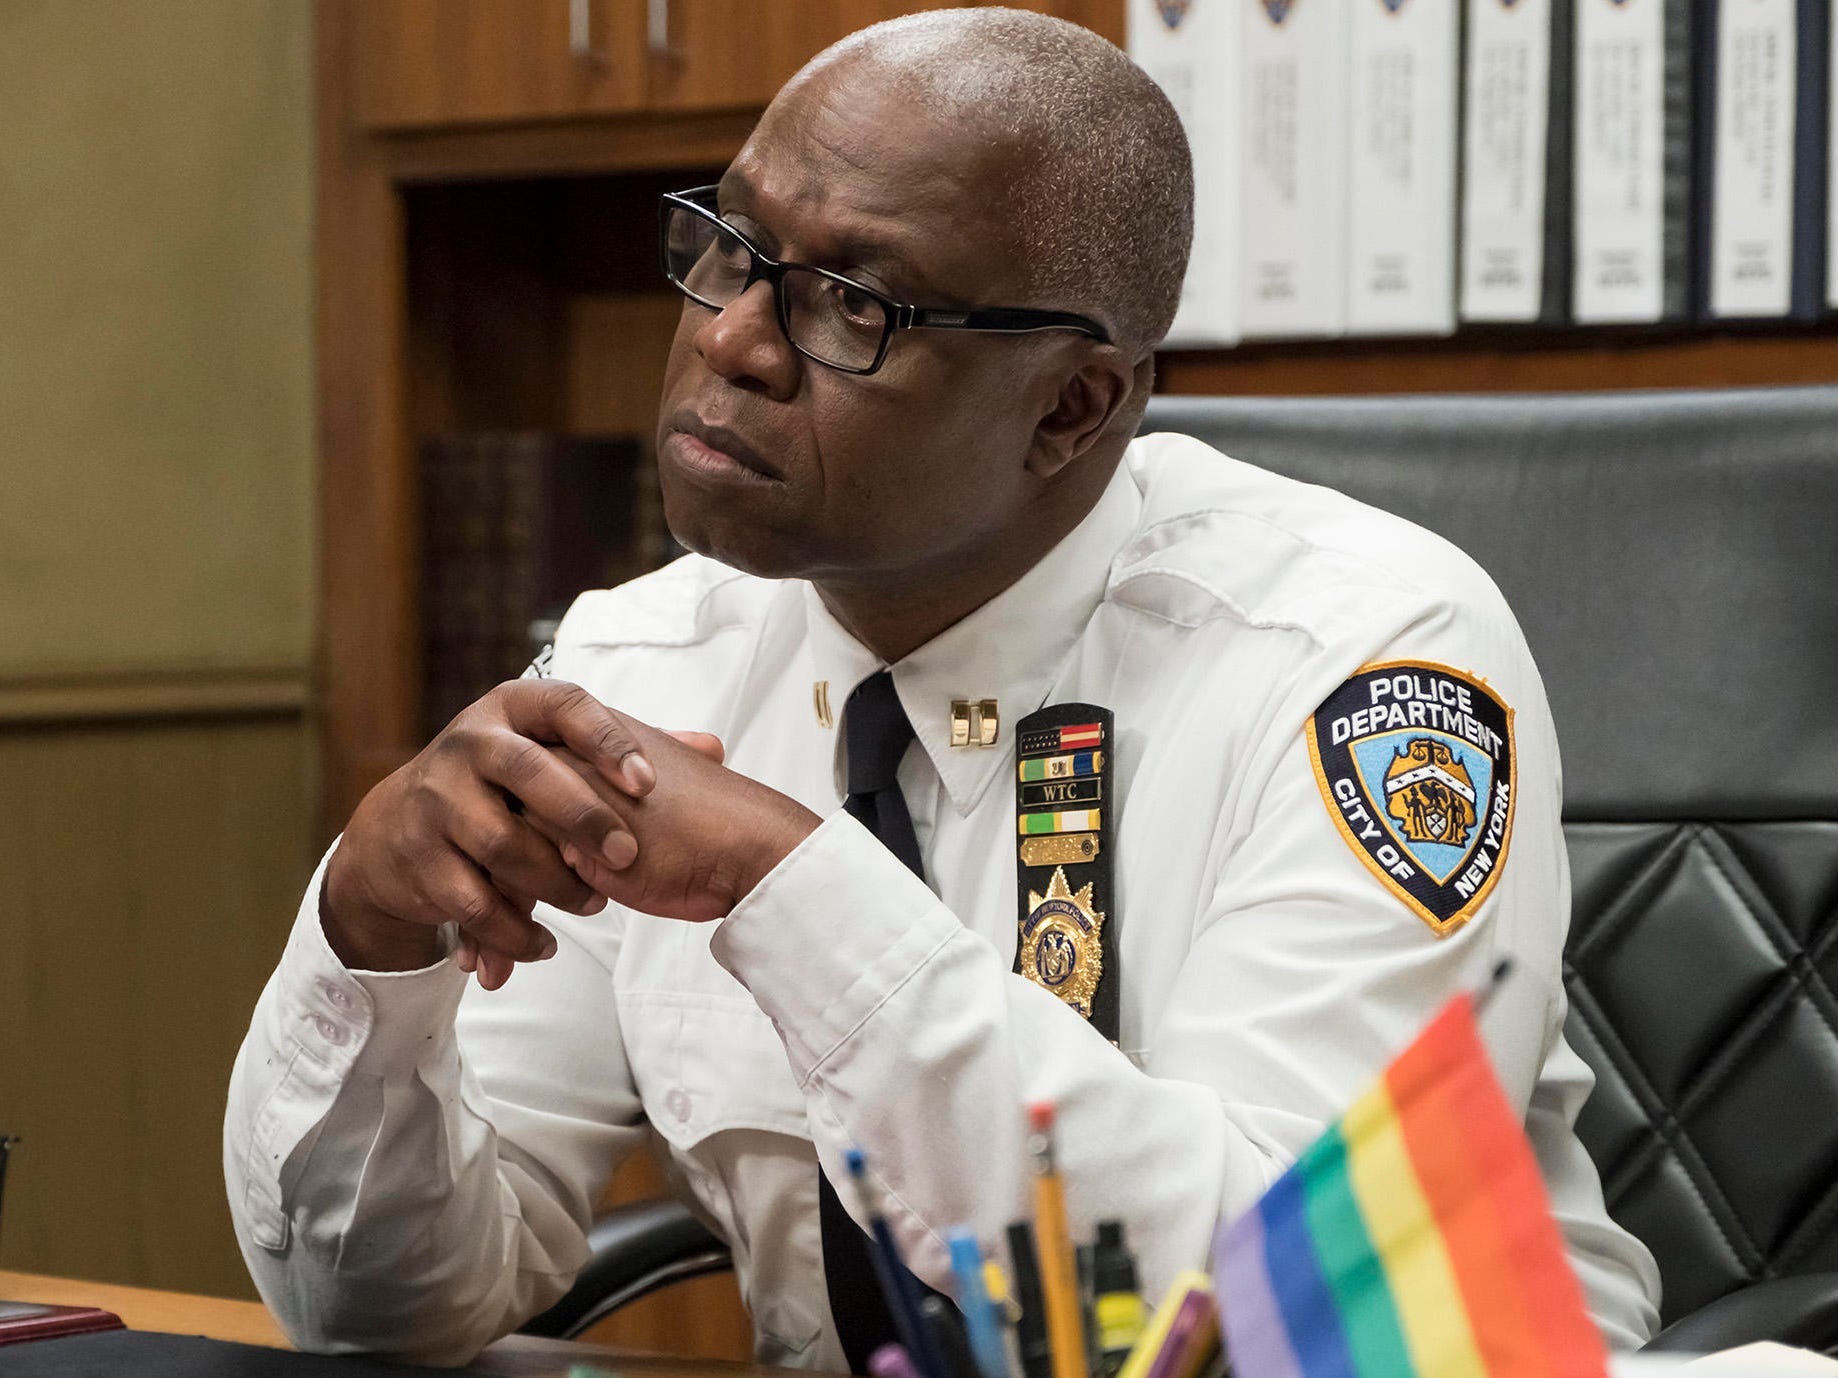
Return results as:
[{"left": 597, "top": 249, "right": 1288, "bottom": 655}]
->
[{"left": 0, "top": 0, "right": 314, "bottom": 679}]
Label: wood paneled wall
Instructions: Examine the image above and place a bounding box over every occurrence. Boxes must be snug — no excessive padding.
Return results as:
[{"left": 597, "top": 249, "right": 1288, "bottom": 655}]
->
[{"left": 0, "top": 713, "right": 312, "bottom": 1297}]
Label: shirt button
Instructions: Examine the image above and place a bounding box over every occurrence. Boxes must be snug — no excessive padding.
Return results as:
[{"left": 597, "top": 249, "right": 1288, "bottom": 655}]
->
[
  {"left": 314, "top": 1015, "right": 347, "bottom": 1047},
  {"left": 665, "top": 1088, "right": 692, "bottom": 1123},
  {"left": 322, "top": 982, "right": 351, "bottom": 1011}
]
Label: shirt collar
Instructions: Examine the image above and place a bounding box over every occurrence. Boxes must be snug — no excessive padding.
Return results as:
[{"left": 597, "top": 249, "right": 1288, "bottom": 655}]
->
[{"left": 803, "top": 460, "right": 1143, "bottom": 815}]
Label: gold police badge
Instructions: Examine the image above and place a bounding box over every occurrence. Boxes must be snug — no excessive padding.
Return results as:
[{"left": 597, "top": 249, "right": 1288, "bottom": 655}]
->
[{"left": 1020, "top": 867, "right": 1105, "bottom": 1018}]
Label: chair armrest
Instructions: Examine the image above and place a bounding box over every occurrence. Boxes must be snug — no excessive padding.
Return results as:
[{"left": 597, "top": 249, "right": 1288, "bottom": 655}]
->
[
  {"left": 519, "top": 1197, "right": 733, "bottom": 1341},
  {"left": 1643, "top": 1275, "right": 1838, "bottom": 1358}
]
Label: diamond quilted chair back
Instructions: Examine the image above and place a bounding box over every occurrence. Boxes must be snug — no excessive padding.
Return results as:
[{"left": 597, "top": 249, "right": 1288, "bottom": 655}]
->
[{"left": 1141, "top": 389, "right": 1838, "bottom": 1325}]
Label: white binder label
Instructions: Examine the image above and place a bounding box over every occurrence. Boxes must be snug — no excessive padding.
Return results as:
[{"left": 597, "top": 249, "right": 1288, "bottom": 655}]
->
[
  {"left": 1347, "top": 0, "right": 1459, "bottom": 334},
  {"left": 1574, "top": 0, "right": 1667, "bottom": 323},
  {"left": 1460, "top": 0, "right": 1555, "bottom": 322},
  {"left": 1711, "top": 0, "right": 1799, "bottom": 317}
]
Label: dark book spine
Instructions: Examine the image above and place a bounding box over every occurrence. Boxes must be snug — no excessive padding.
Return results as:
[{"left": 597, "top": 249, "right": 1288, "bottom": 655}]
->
[
  {"left": 1690, "top": 0, "right": 1719, "bottom": 319},
  {"left": 1790, "top": 0, "right": 1830, "bottom": 317},
  {"left": 1541, "top": 0, "right": 1576, "bottom": 324},
  {"left": 1662, "top": 0, "right": 1698, "bottom": 320}
]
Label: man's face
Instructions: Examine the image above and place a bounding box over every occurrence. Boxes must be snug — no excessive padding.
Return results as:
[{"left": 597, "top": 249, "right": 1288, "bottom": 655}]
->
[{"left": 654, "top": 63, "right": 1056, "bottom": 586}]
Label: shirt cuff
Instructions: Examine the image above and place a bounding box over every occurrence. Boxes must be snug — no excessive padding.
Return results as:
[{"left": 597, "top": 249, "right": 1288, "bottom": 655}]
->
[
  {"left": 274, "top": 839, "right": 469, "bottom": 1079},
  {"left": 710, "top": 810, "right": 961, "bottom": 1084}
]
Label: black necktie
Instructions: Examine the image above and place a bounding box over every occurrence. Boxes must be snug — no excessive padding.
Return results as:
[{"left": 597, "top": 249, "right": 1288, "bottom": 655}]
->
[{"left": 820, "top": 670, "right": 947, "bottom": 1373}]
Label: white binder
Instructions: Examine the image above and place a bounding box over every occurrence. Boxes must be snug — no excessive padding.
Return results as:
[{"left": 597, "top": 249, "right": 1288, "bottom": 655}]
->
[
  {"left": 1345, "top": 0, "right": 1460, "bottom": 335},
  {"left": 1126, "top": 0, "right": 1242, "bottom": 346},
  {"left": 1460, "top": 0, "right": 1560, "bottom": 322},
  {"left": 1574, "top": 0, "right": 1684, "bottom": 323},
  {"left": 1707, "top": 0, "right": 1803, "bottom": 318},
  {"left": 1239, "top": 0, "right": 1349, "bottom": 338}
]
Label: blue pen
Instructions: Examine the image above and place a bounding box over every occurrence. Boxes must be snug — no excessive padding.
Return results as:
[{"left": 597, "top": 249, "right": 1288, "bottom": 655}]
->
[
  {"left": 947, "top": 1228, "right": 1008, "bottom": 1378},
  {"left": 847, "top": 1147, "right": 949, "bottom": 1378}
]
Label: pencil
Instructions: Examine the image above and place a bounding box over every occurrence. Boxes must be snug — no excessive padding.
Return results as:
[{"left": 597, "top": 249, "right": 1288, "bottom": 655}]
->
[{"left": 1026, "top": 1101, "right": 1090, "bottom": 1378}]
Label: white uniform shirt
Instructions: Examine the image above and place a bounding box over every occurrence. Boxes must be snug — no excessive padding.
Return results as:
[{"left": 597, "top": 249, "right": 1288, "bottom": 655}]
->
[{"left": 224, "top": 434, "right": 1661, "bottom": 1368}]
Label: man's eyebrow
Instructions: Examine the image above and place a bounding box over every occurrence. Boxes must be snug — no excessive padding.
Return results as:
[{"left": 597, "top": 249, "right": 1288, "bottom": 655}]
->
[{"left": 712, "top": 172, "right": 941, "bottom": 299}]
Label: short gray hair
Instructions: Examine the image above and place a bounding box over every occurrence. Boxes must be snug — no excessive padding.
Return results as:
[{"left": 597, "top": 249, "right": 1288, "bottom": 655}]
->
[{"left": 819, "top": 8, "right": 1194, "bottom": 358}]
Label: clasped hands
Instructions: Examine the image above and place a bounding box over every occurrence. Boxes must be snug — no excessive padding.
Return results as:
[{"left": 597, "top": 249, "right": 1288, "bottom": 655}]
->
[{"left": 322, "top": 680, "right": 823, "bottom": 988}]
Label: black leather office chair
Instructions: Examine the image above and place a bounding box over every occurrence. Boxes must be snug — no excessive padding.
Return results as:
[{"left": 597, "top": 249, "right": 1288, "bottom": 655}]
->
[
  {"left": 526, "top": 387, "right": 1838, "bottom": 1355},
  {"left": 521, "top": 1195, "right": 732, "bottom": 1339}
]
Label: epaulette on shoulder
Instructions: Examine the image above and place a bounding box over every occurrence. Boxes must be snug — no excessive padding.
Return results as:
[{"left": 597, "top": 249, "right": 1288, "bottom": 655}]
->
[
  {"left": 554, "top": 554, "right": 775, "bottom": 653},
  {"left": 1108, "top": 434, "right": 1504, "bottom": 643}
]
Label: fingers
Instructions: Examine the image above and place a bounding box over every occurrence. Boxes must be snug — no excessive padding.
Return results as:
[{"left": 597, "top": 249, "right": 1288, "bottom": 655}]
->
[
  {"left": 472, "top": 730, "right": 639, "bottom": 871},
  {"left": 559, "top": 838, "right": 623, "bottom": 900},
  {"left": 455, "top": 928, "right": 519, "bottom": 991},
  {"left": 497, "top": 681, "right": 656, "bottom": 797},
  {"left": 420, "top": 849, "right": 556, "bottom": 968},
  {"left": 444, "top": 794, "right": 608, "bottom": 918},
  {"left": 475, "top": 941, "right": 515, "bottom": 991}
]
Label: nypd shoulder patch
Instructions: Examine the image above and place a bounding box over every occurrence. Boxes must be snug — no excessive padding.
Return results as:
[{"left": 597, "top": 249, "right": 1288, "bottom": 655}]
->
[{"left": 1305, "top": 660, "right": 1516, "bottom": 936}]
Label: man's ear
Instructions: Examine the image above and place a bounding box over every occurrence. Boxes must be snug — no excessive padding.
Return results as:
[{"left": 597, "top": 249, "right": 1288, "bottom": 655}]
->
[{"left": 1026, "top": 348, "right": 1150, "bottom": 479}]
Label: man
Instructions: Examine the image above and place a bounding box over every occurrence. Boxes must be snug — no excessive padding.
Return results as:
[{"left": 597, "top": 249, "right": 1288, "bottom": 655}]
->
[{"left": 225, "top": 9, "right": 1660, "bottom": 1369}]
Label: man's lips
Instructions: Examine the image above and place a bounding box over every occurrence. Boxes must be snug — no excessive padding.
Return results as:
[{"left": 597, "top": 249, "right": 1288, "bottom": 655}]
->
[{"left": 666, "top": 414, "right": 782, "bottom": 482}]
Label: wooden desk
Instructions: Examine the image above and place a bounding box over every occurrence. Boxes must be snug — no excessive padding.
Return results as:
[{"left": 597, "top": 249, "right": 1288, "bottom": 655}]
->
[{"left": 0, "top": 1271, "right": 777, "bottom": 1378}]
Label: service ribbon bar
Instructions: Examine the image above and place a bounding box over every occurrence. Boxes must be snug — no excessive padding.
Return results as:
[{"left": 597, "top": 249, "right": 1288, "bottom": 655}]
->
[
  {"left": 1020, "top": 777, "right": 1102, "bottom": 811},
  {"left": 1018, "top": 808, "right": 1101, "bottom": 836},
  {"left": 1018, "top": 749, "right": 1104, "bottom": 782},
  {"left": 1017, "top": 722, "right": 1104, "bottom": 756}
]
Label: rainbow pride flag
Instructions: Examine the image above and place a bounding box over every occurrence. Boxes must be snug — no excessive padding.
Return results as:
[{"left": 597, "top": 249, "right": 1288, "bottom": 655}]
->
[{"left": 1215, "top": 993, "right": 1608, "bottom": 1378}]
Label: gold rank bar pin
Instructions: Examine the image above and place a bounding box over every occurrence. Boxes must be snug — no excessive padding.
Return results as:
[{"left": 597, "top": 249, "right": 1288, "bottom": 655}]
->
[{"left": 951, "top": 698, "right": 999, "bottom": 748}]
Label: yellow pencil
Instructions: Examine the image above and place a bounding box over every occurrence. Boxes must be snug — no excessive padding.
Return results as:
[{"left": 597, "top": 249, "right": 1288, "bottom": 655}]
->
[{"left": 1027, "top": 1101, "right": 1090, "bottom": 1378}]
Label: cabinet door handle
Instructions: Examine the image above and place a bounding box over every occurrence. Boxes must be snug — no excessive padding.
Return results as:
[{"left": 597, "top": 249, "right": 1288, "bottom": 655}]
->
[
  {"left": 648, "top": 0, "right": 676, "bottom": 58},
  {"left": 569, "top": 0, "right": 604, "bottom": 66}
]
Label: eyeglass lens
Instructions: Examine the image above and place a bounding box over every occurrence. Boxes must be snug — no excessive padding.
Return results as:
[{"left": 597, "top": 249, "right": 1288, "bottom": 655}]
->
[{"left": 664, "top": 203, "right": 891, "bottom": 371}]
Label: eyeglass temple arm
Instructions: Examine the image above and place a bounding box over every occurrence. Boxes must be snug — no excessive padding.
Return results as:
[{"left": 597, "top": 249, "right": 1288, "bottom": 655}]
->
[{"left": 902, "top": 305, "right": 1109, "bottom": 342}]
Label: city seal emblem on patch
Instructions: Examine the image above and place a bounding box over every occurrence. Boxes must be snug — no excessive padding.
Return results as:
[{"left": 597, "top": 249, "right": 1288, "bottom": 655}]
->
[
  {"left": 1020, "top": 867, "right": 1105, "bottom": 1018},
  {"left": 1305, "top": 660, "right": 1516, "bottom": 936}
]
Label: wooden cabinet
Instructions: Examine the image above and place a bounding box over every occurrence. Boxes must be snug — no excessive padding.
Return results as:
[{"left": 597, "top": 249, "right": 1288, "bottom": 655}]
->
[
  {"left": 357, "top": 1, "right": 649, "bottom": 128},
  {"left": 646, "top": 0, "right": 962, "bottom": 110},
  {"left": 355, "top": 0, "right": 995, "bottom": 129}
]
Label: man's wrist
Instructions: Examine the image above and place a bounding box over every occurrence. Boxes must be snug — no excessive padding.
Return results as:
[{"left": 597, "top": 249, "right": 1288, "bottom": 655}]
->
[
  {"left": 320, "top": 857, "right": 444, "bottom": 972},
  {"left": 735, "top": 801, "right": 824, "bottom": 900}
]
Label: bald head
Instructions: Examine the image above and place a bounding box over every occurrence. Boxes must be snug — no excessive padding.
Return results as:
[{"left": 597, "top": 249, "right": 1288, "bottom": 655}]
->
[{"left": 798, "top": 8, "right": 1194, "bottom": 359}]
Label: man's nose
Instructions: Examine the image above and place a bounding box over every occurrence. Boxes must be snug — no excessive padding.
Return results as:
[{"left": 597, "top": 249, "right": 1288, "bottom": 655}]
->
[{"left": 694, "top": 278, "right": 800, "bottom": 399}]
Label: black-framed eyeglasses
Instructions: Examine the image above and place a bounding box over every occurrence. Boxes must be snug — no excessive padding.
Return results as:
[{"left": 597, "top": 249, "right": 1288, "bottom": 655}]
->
[{"left": 659, "top": 186, "right": 1110, "bottom": 376}]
